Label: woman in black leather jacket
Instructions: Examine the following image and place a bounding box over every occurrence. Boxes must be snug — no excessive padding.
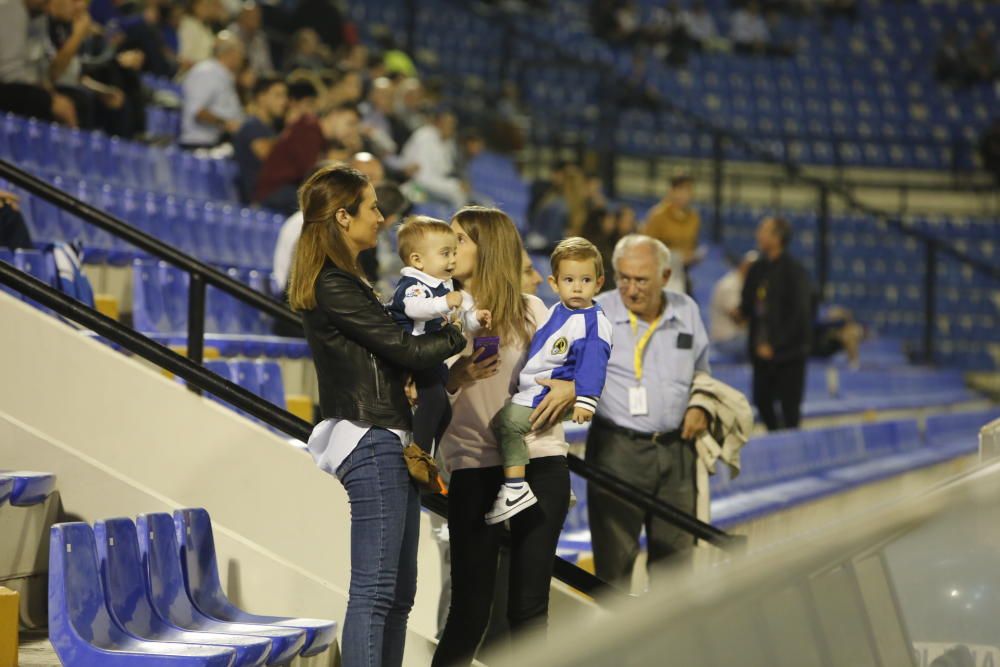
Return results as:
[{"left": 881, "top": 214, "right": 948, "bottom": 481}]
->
[{"left": 288, "top": 165, "right": 466, "bottom": 667}]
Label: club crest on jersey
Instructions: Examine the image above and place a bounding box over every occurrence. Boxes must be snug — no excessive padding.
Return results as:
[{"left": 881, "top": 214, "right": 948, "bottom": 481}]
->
[{"left": 551, "top": 336, "right": 568, "bottom": 355}]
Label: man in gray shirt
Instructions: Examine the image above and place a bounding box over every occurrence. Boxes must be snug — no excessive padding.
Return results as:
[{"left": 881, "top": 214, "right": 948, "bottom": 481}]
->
[
  {"left": 0, "top": 0, "right": 77, "bottom": 125},
  {"left": 587, "top": 234, "right": 711, "bottom": 587},
  {"left": 180, "top": 31, "right": 244, "bottom": 148}
]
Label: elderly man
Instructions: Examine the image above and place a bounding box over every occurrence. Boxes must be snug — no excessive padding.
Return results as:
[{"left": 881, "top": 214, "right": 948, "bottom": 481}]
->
[
  {"left": 179, "top": 32, "right": 244, "bottom": 149},
  {"left": 587, "top": 233, "right": 710, "bottom": 586}
]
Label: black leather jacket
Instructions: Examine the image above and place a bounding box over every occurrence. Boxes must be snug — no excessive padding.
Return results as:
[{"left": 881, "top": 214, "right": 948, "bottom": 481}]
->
[{"left": 302, "top": 262, "right": 467, "bottom": 430}]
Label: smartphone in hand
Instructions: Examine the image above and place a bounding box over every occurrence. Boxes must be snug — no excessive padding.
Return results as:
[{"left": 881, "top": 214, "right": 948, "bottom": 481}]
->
[{"left": 472, "top": 335, "right": 500, "bottom": 360}]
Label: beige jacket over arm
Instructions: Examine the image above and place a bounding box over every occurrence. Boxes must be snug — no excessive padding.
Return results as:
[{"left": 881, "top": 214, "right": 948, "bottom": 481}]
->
[{"left": 687, "top": 371, "right": 753, "bottom": 523}]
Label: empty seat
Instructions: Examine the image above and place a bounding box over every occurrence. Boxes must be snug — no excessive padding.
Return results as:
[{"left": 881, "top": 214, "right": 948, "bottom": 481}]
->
[
  {"left": 93, "top": 518, "right": 271, "bottom": 667},
  {"left": 48, "top": 522, "right": 237, "bottom": 667},
  {"left": 0, "top": 476, "right": 13, "bottom": 505},
  {"left": 0, "top": 471, "right": 57, "bottom": 506},
  {"left": 174, "top": 508, "right": 336, "bottom": 657},
  {"left": 135, "top": 512, "right": 306, "bottom": 665}
]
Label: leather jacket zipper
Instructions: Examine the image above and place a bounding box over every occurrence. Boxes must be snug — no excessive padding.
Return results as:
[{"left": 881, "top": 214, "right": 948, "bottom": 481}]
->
[{"left": 370, "top": 354, "right": 381, "bottom": 400}]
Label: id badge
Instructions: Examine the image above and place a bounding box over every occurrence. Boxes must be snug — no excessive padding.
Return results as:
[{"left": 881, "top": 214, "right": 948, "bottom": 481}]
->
[{"left": 628, "top": 386, "right": 648, "bottom": 416}]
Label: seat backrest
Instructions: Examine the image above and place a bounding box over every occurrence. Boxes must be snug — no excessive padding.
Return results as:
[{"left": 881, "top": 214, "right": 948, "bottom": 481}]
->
[
  {"left": 132, "top": 259, "right": 167, "bottom": 333},
  {"left": 173, "top": 508, "right": 228, "bottom": 612},
  {"left": 232, "top": 360, "right": 262, "bottom": 396},
  {"left": 49, "top": 522, "right": 131, "bottom": 648},
  {"left": 94, "top": 517, "right": 168, "bottom": 636},
  {"left": 255, "top": 361, "right": 285, "bottom": 408},
  {"left": 0, "top": 476, "right": 13, "bottom": 505},
  {"left": 14, "top": 249, "right": 57, "bottom": 286},
  {"left": 135, "top": 512, "right": 200, "bottom": 627},
  {"left": 926, "top": 409, "right": 1000, "bottom": 450},
  {"left": 861, "top": 419, "right": 922, "bottom": 457}
]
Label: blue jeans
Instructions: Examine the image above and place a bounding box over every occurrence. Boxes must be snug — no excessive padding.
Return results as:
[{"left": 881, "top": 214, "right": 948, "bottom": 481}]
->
[{"left": 335, "top": 428, "right": 420, "bottom": 667}]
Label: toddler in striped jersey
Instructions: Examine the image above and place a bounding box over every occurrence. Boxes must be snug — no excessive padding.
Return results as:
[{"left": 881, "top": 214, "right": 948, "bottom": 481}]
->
[{"left": 487, "top": 237, "right": 613, "bottom": 524}]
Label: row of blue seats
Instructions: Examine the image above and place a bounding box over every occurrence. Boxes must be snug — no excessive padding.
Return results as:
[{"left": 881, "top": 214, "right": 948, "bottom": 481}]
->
[
  {"left": 1, "top": 114, "right": 240, "bottom": 204},
  {"left": 560, "top": 409, "right": 998, "bottom": 542},
  {"left": 0, "top": 471, "right": 56, "bottom": 506},
  {"left": 203, "top": 360, "right": 288, "bottom": 411},
  {"left": 1, "top": 174, "right": 283, "bottom": 270},
  {"left": 50, "top": 508, "right": 335, "bottom": 666},
  {"left": 132, "top": 260, "right": 309, "bottom": 358},
  {"left": 708, "top": 408, "right": 1000, "bottom": 528}
]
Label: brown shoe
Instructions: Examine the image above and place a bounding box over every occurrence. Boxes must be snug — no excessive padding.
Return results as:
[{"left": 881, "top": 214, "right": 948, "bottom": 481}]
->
[{"left": 402, "top": 444, "right": 443, "bottom": 493}]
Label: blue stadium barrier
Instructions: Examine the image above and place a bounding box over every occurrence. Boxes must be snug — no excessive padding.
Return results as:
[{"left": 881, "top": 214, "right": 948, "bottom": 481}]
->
[{"left": 0, "top": 471, "right": 57, "bottom": 506}]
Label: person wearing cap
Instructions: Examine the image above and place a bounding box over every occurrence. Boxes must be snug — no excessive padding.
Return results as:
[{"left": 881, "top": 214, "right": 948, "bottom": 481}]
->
[
  {"left": 587, "top": 233, "right": 711, "bottom": 588},
  {"left": 708, "top": 250, "right": 757, "bottom": 362}
]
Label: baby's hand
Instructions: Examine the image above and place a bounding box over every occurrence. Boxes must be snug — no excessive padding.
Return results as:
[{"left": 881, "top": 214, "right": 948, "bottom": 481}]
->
[
  {"left": 572, "top": 407, "right": 593, "bottom": 424},
  {"left": 476, "top": 309, "right": 492, "bottom": 329},
  {"left": 446, "top": 291, "right": 464, "bottom": 308}
]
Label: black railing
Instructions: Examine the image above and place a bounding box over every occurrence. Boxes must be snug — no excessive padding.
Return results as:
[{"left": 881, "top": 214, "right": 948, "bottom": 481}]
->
[{"left": 0, "top": 157, "right": 745, "bottom": 599}]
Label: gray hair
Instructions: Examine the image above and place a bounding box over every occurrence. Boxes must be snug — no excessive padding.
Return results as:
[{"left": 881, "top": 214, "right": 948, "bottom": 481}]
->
[
  {"left": 611, "top": 234, "right": 672, "bottom": 274},
  {"left": 214, "top": 31, "right": 245, "bottom": 58}
]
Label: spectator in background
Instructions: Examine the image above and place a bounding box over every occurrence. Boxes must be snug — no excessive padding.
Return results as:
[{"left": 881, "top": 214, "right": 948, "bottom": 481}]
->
[
  {"left": 253, "top": 102, "right": 361, "bottom": 212},
  {"left": 227, "top": 1, "right": 273, "bottom": 76},
  {"left": 361, "top": 76, "right": 399, "bottom": 157},
  {"left": 284, "top": 77, "right": 319, "bottom": 122},
  {"left": 641, "top": 173, "right": 700, "bottom": 267},
  {"left": 391, "top": 77, "right": 427, "bottom": 146},
  {"left": 682, "top": 1, "right": 721, "bottom": 51},
  {"left": 0, "top": 190, "right": 33, "bottom": 251},
  {"left": 400, "top": 107, "right": 469, "bottom": 210},
  {"left": 739, "top": 217, "right": 812, "bottom": 431},
  {"left": 935, "top": 30, "right": 966, "bottom": 87},
  {"left": 233, "top": 76, "right": 287, "bottom": 202},
  {"left": 0, "top": 0, "right": 78, "bottom": 126},
  {"left": 980, "top": 117, "right": 1000, "bottom": 184},
  {"left": 284, "top": 27, "right": 333, "bottom": 72},
  {"left": 709, "top": 250, "right": 757, "bottom": 362},
  {"left": 326, "top": 67, "right": 363, "bottom": 106},
  {"left": 730, "top": 1, "right": 770, "bottom": 54},
  {"left": 177, "top": 0, "right": 217, "bottom": 70},
  {"left": 179, "top": 31, "right": 244, "bottom": 149},
  {"left": 965, "top": 26, "right": 998, "bottom": 85},
  {"left": 525, "top": 163, "right": 587, "bottom": 252},
  {"left": 582, "top": 205, "right": 619, "bottom": 287}
]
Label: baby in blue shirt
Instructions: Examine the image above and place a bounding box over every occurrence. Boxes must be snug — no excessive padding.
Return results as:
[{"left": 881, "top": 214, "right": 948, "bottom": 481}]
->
[{"left": 387, "top": 216, "right": 490, "bottom": 492}]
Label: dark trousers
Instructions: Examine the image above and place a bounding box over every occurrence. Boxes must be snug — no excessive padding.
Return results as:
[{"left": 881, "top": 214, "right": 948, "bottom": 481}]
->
[
  {"left": 432, "top": 456, "right": 570, "bottom": 667},
  {"left": 585, "top": 420, "right": 696, "bottom": 588},
  {"left": 752, "top": 357, "right": 806, "bottom": 431},
  {"left": 0, "top": 83, "right": 52, "bottom": 120},
  {"left": 412, "top": 368, "right": 451, "bottom": 454}
]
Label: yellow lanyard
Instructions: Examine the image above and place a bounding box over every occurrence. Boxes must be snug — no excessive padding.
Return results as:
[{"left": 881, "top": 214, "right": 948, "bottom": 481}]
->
[{"left": 627, "top": 310, "right": 662, "bottom": 383}]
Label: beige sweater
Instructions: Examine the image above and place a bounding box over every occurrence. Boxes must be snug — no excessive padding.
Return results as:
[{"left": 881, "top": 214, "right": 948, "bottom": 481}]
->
[{"left": 440, "top": 294, "right": 567, "bottom": 473}]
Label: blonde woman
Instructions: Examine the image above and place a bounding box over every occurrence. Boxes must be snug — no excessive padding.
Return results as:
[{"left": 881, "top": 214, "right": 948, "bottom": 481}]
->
[
  {"left": 288, "top": 165, "right": 466, "bottom": 667},
  {"left": 433, "top": 206, "right": 576, "bottom": 667}
]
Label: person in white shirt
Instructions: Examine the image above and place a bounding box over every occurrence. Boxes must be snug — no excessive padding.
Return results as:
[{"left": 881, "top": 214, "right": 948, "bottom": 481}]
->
[
  {"left": 682, "top": 1, "right": 720, "bottom": 49},
  {"left": 730, "top": 1, "right": 770, "bottom": 54},
  {"left": 709, "top": 250, "right": 757, "bottom": 362},
  {"left": 400, "top": 108, "right": 469, "bottom": 210},
  {"left": 177, "top": 0, "right": 218, "bottom": 69},
  {"left": 179, "top": 32, "right": 244, "bottom": 148}
]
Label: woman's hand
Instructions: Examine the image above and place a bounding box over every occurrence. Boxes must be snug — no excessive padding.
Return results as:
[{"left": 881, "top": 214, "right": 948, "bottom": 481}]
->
[
  {"left": 529, "top": 378, "right": 575, "bottom": 431},
  {"left": 445, "top": 347, "right": 500, "bottom": 393}
]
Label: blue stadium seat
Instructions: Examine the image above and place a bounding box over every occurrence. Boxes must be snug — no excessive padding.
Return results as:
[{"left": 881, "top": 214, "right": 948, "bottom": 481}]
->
[
  {"left": 174, "top": 508, "right": 336, "bottom": 657},
  {"left": 93, "top": 518, "right": 272, "bottom": 667},
  {"left": 135, "top": 512, "right": 306, "bottom": 665},
  {"left": 132, "top": 259, "right": 169, "bottom": 333},
  {"left": 254, "top": 361, "right": 285, "bottom": 408},
  {"left": 0, "top": 471, "right": 57, "bottom": 506},
  {"left": 48, "top": 522, "right": 237, "bottom": 667}
]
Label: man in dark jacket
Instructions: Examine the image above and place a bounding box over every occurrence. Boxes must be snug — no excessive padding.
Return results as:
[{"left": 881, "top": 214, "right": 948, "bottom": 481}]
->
[{"left": 739, "top": 217, "right": 812, "bottom": 430}]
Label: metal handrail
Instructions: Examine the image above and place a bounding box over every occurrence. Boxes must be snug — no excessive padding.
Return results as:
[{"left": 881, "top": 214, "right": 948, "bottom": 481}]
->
[{"left": 2, "top": 263, "right": 630, "bottom": 598}]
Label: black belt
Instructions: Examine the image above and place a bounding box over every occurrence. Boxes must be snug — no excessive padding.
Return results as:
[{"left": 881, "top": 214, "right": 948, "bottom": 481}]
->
[{"left": 592, "top": 415, "right": 681, "bottom": 444}]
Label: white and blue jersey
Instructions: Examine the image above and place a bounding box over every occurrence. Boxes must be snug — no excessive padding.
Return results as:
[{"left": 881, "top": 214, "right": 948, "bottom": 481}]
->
[
  {"left": 387, "top": 266, "right": 480, "bottom": 336},
  {"left": 511, "top": 302, "right": 614, "bottom": 413}
]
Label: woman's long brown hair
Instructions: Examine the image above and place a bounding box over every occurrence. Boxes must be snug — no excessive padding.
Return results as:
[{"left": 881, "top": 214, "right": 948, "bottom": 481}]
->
[
  {"left": 287, "top": 165, "right": 369, "bottom": 311},
  {"left": 451, "top": 206, "right": 534, "bottom": 348}
]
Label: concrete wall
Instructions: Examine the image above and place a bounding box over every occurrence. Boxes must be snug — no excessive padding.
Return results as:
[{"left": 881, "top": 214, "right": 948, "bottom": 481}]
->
[{"left": 0, "top": 292, "right": 598, "bottom": 666}]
